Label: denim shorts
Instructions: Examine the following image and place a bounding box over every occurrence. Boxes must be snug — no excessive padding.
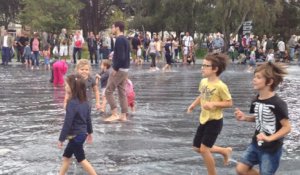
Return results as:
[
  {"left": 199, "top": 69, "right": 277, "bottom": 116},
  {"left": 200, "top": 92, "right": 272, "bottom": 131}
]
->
[{"left": 240, "top": 142, "right": 282, "bottom": 175}]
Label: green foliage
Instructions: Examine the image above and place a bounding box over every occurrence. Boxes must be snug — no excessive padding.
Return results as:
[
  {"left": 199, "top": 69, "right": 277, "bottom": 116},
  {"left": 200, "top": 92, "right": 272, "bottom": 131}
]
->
[
  {"left": 108, "top": 8, "right": 128, "bottom": 29},
  {"left": 274, "top": 2, "right": 300, "bottom": 39},
  {"left": 19, "top": 0, "right": 84, "bottom": 33},
  {"left": 194, "top": 0, "right": 284, "bottom": 51},
  {"left": 0, "top": 0, "right": 21, "bottom": 29},
  {"left": 195, "top": 48, "right": 208, "bottom": 59}
]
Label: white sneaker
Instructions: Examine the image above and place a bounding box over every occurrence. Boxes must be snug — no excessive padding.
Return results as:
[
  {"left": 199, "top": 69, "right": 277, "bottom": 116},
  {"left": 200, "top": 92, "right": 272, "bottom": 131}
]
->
[
  {"left": 36, "top": 67, "right": 39, "bottom": 70},
  {"left": 31, "top": 66, "right": 34, "bottom": 70},
  {"left": 155, "top": 67, "right": 160, "bottom": 70}
]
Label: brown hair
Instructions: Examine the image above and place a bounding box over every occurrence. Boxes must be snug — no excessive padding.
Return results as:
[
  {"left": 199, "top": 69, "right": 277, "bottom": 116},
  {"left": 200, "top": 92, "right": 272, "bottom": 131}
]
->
[
  {"left": 114, "top": 21, "right": 125, "bottom": 32},
  {"left": 66, "top": 74, "right": 87, "bottom": 102},
  {"left": 254, "top": 62, "right": 287, "bottom": 91},
  {"left": 101, "top": 59, "right": 111, "bottom": 69},
  {"left": 204, "top": 53, "right": 229, "bottom": 76}
]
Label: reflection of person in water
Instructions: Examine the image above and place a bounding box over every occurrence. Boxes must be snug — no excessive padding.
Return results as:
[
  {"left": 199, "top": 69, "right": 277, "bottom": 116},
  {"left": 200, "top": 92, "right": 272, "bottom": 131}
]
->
[{"left": 53, "top": 86, "right": 65, "bottom": 107}]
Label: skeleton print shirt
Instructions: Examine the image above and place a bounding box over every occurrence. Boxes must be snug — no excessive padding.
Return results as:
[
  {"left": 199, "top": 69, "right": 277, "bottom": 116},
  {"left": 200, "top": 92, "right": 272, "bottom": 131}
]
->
[{"left": 250, "top": 95, "right": 289, "bottom": 152}]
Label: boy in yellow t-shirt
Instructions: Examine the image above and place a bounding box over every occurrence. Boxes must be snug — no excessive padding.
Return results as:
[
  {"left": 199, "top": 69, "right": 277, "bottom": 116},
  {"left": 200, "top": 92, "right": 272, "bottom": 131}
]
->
[{"left": 187, "top": 53, "right": 233, "bottom": 175}]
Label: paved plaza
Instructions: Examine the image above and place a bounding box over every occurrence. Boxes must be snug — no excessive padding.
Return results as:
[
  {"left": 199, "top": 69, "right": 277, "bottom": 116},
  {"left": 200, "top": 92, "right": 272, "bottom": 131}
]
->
[{"left": 0, "top": 62, "right": 299, "bottom": 175}]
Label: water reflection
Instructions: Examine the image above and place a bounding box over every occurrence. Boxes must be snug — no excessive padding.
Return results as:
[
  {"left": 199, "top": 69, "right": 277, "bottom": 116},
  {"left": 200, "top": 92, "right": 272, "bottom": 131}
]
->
[{"left": 0, "top": 64, "right": 299, "bottom": 174}]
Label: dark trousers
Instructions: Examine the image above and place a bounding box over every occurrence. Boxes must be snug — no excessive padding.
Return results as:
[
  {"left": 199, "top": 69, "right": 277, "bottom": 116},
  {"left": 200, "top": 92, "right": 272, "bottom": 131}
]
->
[
  {"left": 149, "top": 53, "right": 156, "bottom": 67},
  {"left": 89, "top": 49, "right": 97, "bottom": 64},
  {"left": 32, "top": 51, "right": 39, "bottom": 66},
  {"left": 19, "top": 47, "right": 25, "bottom": 63},
  {"left": 1, "top": 47, "right": 10, "bottom": 65},
  {"left": 73, "top": 47, "right": 82, "bottom": 64},
  {"left": 17, "top": 47, "right": 23, "bottom": 62},
  {"left": 143, "top": 48, "right": 149, "bottom": 62}
]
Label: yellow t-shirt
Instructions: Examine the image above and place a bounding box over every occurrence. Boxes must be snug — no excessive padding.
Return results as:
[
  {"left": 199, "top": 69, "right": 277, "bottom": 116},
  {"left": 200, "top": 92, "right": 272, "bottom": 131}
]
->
[{"left": 199, "top": 78, "right": 232, "bottom": 124}]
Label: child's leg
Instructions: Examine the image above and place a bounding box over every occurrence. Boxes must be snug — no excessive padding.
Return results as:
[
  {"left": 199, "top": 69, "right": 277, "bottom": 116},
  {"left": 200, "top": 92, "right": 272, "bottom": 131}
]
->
[
  {"left": 193, "top": 125, "right": 216, "bottom": 175},
  {"left": 210, "top": 145, "right": 232, "bottom": 165},
  {"left": 198, "top": 144, "right": 217, "bottom": 175},
  {"left": 236, "top": 162, "right": 259, "bottom": 175},
  {"left": 130, "top": 103, "right": 135, "bottom": 112},
  {"left": 59, "top": 157, "right": 72, "bottom": 175},
  {"left": 101, "top": 96, "right": 107, "bottom": 112},
  {"left": 80, "top": 159, "right": 97, "bottom": 175}
]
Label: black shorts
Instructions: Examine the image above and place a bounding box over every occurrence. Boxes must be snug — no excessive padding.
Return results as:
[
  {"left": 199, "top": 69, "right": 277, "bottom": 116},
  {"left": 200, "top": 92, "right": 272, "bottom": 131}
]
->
[
  {"left": 165, "top": 53, "right": 172, "bottom": 65},
  {"left": 193, "top": 119, "right": 223, "bottom": 148},
  {"left": 63, "top": 133, "right": 87, "bottom": 162}
]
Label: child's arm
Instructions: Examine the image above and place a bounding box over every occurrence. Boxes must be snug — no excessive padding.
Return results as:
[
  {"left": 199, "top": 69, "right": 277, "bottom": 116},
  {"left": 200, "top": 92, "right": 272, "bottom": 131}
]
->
[
  {"left": 234, "top": 108, "right": 255, "bottom": 122},
  {"left": 187, "top": 95, "right": 201, "bottom": 113},
  {"left": 63, "top": 92, "right": 70, "bottom": 110},
  {"left": 95, "top": 74, "right": 101, "bottom": 85},
  {"left": 202, "top": 99, "right": 233, "bottom": 110},
  {"left": 86, "top": 107, "right": 93, "bottom": 144},
  {"left": 58, "top": 102, "right": 76, "bottom": 148},
  {"left": 93, "top": 84, "right": 101, "bottom": 110},
  {"left": 257, "top": 118, "right": 291, "bottom": 143}
]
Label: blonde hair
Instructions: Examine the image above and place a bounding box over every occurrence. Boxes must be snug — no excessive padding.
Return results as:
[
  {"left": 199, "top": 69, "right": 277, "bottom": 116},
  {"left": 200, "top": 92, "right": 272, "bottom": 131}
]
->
[{"left": 76, "top": 59, "right": 91, "bottom": 73}]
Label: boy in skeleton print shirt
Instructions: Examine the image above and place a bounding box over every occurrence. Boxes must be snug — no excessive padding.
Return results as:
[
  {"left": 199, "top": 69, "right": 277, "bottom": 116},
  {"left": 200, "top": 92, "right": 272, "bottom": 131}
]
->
[{"left": 235, "top": 62, "right": 291, "bottom": 175}]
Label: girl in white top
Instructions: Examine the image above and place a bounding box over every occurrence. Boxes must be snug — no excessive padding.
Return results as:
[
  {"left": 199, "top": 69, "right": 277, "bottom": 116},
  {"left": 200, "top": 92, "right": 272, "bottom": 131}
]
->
[
  {"left": 266, "top": 49, "right": 275, "bottom": 63},
  {"left": 147, "top": 40, "right": 159, "bottom": 71}
]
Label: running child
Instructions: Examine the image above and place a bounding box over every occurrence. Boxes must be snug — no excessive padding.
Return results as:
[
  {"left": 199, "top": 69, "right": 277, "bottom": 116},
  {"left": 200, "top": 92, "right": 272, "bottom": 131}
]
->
[
  {"left": 58, "top": 74, "right": 97, "bottom": 175},
  {"left": 235, "top": 62, "right": 291, "bottom": 175},
  {"left": 187, "top": 53, "right": 233, "bottom": 175},
  {"left": 95, "top": 60, "right": 111, "bottom": 113},
  {"left": 125, "top": 77, "right": 136, "bottom": 112},
  {"left": 42, "top": 45, "right": 51, "bottom": 70},
  {"left": 64, "top": 59, "right": 100, "bottom": 110}
]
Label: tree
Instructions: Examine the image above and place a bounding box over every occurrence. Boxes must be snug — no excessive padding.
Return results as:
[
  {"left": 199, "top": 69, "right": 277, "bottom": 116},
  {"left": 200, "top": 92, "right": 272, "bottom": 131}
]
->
[
  {"left": 79, "top": 0, "right": 129, "bottom": 35},
  {"left": 274, "top": 1, "right": 300, "bottom": 39},
  {"left": 19, "top": 0, "right": 84, "bottom": 33},
  {"left": 163, "top": 0, "right": 201, "bottom": 37},
  {"left": 0, "top": 0, "right": 21, "bottom": 29},
  {"left": 128, "top": 0, "right": 165, "bottom": 33},
  {"left": 197, "top": 0, "right": 284, "bottom": 51}
]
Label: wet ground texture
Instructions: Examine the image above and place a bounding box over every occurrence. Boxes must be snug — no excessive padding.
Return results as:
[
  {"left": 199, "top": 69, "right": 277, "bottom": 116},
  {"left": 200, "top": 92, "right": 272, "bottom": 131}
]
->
[{"left": 0, "top": 62, "right": 300, "bottom": 175}]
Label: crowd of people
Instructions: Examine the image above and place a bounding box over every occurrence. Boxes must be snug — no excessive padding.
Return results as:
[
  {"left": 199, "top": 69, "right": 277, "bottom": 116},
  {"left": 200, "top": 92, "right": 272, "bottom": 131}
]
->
[
  {"left": 0, "top": 22, "right": 296, "bottom": 175},
  {"left": 223, "top": 33, "right": 300, "bottom": 65},
  {"left": 55, "top": 27, "right": 293, "bottom": 175}
]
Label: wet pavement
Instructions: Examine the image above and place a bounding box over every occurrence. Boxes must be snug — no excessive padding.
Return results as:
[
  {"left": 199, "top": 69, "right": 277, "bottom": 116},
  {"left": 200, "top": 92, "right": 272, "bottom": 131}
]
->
[{"left": 0, "top": 62, "right": 300, "bottom": 175}]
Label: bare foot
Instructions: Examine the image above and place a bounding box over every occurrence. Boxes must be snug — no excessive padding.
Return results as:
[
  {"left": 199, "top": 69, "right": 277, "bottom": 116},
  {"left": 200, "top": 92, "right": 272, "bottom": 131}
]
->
[
  {"left": 104, "top": 114, "right": 119, "bottom": 122},
  {"left": 223, "top": 147, "right": 232, "bottom": 166},
  {"left": 119, "top": 114, "right": 127, "bottom": 122}
]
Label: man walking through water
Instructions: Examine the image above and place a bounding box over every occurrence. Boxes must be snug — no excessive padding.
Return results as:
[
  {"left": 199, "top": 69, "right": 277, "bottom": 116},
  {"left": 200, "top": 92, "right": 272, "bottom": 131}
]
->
[{"left": 104, "top": 21, "right": 130, "bottom": 122}]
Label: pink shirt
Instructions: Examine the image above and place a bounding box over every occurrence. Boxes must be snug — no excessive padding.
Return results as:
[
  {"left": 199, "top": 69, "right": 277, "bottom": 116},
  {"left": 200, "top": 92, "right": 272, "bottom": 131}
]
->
[
  {"left": 125, "top": 79, "right": 134, "bottom": 95},
  {"left": 32, "top": 38, "right": 39, "bottom": 51},
  {"left": 53, "top": 60, "right": 68, "bottom": 86}
]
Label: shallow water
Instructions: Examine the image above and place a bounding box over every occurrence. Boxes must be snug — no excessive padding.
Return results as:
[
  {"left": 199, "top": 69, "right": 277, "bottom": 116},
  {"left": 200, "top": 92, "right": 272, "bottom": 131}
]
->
[{"left": 0, "top": 63, "right": 299, "bottom": 175}]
